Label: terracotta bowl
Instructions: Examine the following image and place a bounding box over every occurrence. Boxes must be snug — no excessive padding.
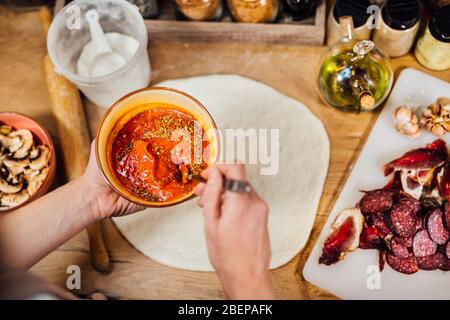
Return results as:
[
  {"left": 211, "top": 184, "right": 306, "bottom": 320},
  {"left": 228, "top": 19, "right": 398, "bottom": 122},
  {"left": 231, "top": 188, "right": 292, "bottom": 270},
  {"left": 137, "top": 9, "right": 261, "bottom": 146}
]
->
[
  {"left": 96, "top": 87, "right": 219, "bottom": 208},
  {"left": 0, "top": 112, "right": 56, "bottom": 212}
]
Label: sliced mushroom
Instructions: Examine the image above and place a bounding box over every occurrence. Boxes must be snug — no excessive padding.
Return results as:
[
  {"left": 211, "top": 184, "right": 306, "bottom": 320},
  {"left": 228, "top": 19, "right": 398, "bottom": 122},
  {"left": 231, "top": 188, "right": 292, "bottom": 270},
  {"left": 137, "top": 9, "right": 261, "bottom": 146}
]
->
[
  {"left": 29, "top": 145, "right": 50, "bottom": 170},
  {"left": 1, "top": 190, "right": 29, "bottom": 207},
  {"left": 3, "top": 156, "right": 29, "bottom": 170},
  {"left": 0, "top": 125, "right": 12, "bottom": 135},
  {"left": 26, "top": 167, "right": 49, "bottom": 196},
  {"left": 24, "top": 167, "right": 40, "bottom": 179},
  {"left": 0, "top": 177, "right": 23, "bottom": 194},
  {"left": 29, "top": 147, "right": 39, "bottom": 159},
  {"left": 0, "top": 135, "right": 22, "bottom": 153},
  {"left": 9, "top": 129, "right": 33, "bottom": 159}
]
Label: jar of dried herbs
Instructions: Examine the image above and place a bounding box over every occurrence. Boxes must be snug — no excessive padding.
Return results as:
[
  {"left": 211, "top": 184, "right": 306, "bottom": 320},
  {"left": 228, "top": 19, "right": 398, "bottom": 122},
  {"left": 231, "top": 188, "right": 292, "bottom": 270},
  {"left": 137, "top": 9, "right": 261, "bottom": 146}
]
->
[{"left": 228, "top": 0, "right": 279, "bottom": 23}]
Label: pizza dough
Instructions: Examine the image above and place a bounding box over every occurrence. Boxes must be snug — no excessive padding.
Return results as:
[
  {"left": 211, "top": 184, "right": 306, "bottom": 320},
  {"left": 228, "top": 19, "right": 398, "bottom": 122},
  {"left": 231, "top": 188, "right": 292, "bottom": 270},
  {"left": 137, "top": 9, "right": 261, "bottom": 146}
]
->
[{"left": 113, "top": 75, "right": 330, "bottom": 271}]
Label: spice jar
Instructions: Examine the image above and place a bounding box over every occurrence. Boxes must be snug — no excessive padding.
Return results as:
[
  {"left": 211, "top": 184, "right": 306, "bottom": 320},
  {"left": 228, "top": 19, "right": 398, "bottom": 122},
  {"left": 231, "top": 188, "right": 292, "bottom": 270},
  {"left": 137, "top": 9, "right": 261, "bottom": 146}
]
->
[
  {"left": 415, "top": 5, "right": 450, "bottom": 71},
  {"left": 282, "top": 0, "right": 318, "bottom": 21},
  {"left": 174, "top": 0, "right": 223, "bottom": 21},
  {"left": 127, "top": 0, "right": 159, "bottom": 19},
  {"left": 318, "top": 16, "right": 393, "bottom": 113},
  {"left": 373, "top": 0, "right": 421, "bottom": 58},
  {"left": 228, "top": 0, "right": 279, "bottom": 23},
  {"left": 327, "top": 0, "right": 372, "bottom": 45}
]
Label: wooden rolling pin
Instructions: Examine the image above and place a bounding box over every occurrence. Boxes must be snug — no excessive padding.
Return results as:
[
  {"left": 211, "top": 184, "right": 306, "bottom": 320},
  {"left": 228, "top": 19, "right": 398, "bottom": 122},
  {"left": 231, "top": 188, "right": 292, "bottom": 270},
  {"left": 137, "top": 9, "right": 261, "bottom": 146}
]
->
[{"left": 40, "top": 6, "right": 111, "bottom": 273}]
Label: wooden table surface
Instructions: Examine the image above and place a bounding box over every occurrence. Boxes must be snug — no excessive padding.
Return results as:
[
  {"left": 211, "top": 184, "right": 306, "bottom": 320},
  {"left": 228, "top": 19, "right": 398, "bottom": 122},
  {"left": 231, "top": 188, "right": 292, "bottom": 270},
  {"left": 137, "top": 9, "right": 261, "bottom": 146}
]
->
[{"left": 1, "top": 6, "right": 450, "bottom": 300}]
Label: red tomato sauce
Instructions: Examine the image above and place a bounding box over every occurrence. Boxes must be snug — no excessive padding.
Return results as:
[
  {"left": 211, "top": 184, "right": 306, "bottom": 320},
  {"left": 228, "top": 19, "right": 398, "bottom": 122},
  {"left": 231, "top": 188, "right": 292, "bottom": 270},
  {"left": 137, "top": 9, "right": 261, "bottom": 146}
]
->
[{"left": 111, "top": 106, "right": 210, "bottom": 202}]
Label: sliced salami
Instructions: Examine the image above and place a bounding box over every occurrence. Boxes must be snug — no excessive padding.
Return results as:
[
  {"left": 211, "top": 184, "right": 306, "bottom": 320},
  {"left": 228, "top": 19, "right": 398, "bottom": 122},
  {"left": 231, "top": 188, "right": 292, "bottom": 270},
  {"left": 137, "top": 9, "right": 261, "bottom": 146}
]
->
[
  {"left": 390, "top": 199, "right": 418, "bottom": 237},
  {"left": 447, "top": 241, "right": 450, "bottom": 259},
  {"left": 396, "top": 235, "right": 413, "bottom": 248},
  {"left": 390, "top": 237, "right": 412, "bottom": 258},
  {"left": 413, "top": 229, "right": 437, "bottom": 257},
  {"left": 427, "top": 209, "right": 450, "bottom": 245},
  {"left": 386, "top": 253, "right": 419, "bottom": 274},
  {"left": 359, "top": 190, "right": 394, "bottom": 215},
  {"left": 440, "top": 257, "right": 450, "bottom": 271},
  {"left": 444, "top": 202, "right": 450, "bottom": 230},
  {"left": 417, "top": 252, "right": 446, "bottom": 270},
  {"left": 372, "top": 212, "right": 392, "bottom": 236},
  {"left": 399, "top": 197, "right": 421, "bottom": 214}
]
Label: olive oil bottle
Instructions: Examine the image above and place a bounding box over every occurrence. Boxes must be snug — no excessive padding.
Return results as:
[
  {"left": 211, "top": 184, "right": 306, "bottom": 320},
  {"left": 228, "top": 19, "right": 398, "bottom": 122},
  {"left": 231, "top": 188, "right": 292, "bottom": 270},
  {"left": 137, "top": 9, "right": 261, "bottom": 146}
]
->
[{"left": 317, "top": 16, "right": 393, "bottom": 113}]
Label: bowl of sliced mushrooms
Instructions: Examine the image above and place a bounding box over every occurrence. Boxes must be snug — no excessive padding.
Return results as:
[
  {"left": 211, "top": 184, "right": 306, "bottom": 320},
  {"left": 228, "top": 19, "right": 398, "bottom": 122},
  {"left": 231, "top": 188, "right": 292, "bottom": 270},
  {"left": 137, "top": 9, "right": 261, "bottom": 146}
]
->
[{"left": 0, "top": 112, "right": 56, "bottom": 212}]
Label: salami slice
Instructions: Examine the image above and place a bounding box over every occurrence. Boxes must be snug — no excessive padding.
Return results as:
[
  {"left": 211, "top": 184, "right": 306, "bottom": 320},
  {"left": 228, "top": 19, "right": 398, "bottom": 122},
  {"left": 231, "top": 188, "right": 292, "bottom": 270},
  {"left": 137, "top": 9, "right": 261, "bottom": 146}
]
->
[
  {"left": 413, "top": 229, "right": 437, "bottom": 257},
  {"left": 386, "top": 253, "right": 419, "bottom": 274},
  {"left": 440, "top": 257, "right": 450, "bottom": 271},
  {"left": 396, "top": 235, "right": 413, "bottom": 248},
  {"left": 360, "top": 190, "right": 394, "bottom": 215},
  {"left": 447, "top": 241, "right": 450, "bottom": 259},
  {"left": 427, "top": 209, "right": 450, "bottom": 245},
  {"left": 390, "top": 199, "right": 418, "bottom": 237},
  {"left": 372, "top": 212, "right": 392, "bottom": 236},
  {"left": 444, "top": 202, "right": 450, "bottom": 230},
  {"left": 399, "top": 197, "right": 421, "bottom": 214},
  {"left": 417, "top": 253, "right": 446, "bottom": 270},
  {"left": 391, "top": 237, "right": 412, "bottom": 258}
]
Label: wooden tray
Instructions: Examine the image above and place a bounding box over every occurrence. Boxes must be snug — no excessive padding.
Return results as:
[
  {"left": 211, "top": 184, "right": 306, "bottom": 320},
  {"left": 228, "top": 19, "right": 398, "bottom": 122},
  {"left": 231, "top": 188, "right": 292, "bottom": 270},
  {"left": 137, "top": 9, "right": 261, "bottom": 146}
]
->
[{"left": 145, "top": 0, "right": 326, "bottom": 46}]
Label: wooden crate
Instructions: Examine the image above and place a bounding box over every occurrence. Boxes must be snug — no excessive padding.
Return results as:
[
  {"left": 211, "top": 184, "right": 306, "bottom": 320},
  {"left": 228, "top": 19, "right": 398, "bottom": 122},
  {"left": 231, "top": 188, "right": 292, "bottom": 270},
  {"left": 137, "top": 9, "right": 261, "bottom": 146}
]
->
[{"left": 145, "top": 0, "right": 326, "bottom": 46}]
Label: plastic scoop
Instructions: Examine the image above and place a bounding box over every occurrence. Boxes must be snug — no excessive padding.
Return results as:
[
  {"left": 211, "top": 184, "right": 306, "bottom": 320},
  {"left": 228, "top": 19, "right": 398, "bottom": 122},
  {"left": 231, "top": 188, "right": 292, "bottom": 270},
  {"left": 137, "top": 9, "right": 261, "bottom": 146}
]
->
[{"left": 84, "top": 9, "right": 126, "bottom": 77}]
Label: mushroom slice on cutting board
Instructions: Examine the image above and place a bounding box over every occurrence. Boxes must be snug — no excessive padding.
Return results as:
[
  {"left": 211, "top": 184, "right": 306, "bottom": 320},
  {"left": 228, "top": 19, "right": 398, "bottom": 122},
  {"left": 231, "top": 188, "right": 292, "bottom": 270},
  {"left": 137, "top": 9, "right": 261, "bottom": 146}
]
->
[
  {"left": 1, "top": 189, "right": 29, "bottom": 207},
  {"left": 29, "top": 146, "right": 50, "bottom": 170}
]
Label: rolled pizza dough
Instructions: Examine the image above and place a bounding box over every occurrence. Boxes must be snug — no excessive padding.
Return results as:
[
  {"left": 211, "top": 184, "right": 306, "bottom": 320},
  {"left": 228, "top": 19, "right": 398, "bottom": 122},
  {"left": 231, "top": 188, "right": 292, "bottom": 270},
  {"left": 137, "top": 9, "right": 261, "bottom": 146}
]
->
[{"left": 113, "top": 75, "right": 329, "bottom": 271}]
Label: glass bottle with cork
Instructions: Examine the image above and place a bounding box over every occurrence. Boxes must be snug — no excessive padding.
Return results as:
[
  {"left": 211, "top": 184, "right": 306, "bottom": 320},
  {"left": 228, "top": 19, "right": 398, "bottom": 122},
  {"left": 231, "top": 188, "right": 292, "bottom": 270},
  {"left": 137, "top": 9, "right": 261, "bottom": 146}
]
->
[{"left": 317, "top": 16, "right": 394, "bottom": 113}]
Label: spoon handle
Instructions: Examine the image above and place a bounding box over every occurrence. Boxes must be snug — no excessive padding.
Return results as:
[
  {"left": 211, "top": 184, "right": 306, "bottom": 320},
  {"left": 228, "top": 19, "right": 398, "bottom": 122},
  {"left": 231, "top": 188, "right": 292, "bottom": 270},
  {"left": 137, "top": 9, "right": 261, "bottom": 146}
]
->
[{"left": 85, "top": 9, "right": 112, "bottom": 54}]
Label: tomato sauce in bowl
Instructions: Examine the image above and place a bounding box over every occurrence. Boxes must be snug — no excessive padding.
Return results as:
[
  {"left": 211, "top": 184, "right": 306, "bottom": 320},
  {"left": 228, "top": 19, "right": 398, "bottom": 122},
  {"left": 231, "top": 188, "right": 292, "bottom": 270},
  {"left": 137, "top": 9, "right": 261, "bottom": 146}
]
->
[
  {"left": 96, "top": 87, "right": 218, "bottom": 207},
  {"left": 111, "top": 106, "right": 209, "bottom": 203}
]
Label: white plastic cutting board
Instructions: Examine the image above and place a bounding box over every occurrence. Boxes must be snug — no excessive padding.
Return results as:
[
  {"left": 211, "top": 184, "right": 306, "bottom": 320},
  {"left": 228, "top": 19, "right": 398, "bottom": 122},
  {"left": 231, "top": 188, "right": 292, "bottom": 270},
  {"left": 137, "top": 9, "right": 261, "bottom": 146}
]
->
[{"left": 303, "top": 68, "right": 450, "bottom": 300}]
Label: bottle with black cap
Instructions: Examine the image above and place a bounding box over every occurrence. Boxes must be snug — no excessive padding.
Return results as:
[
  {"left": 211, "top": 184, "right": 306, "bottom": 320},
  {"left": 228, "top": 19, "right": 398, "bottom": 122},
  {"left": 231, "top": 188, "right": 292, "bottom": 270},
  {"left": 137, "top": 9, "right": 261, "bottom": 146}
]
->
[
  {"left": 327, "top": 0, "right": 372, "bottom": 45},
  {"left": 282, "top": 0, "right": 318, "bottom": 21},
  {"left": 415, "top": 5, "right": 450, "bottom": 70},
  {"left": 373, "top": 0, "right": 421, "bottom": 57}
]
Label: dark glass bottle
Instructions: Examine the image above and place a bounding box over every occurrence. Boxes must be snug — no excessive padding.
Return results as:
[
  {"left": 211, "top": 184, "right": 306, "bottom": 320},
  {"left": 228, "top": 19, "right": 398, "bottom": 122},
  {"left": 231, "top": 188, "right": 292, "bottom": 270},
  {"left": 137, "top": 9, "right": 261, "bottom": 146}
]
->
[
  {"left": 282, "top": 0, "right": 318, "bottom": 21},
  {"left": 4, "top": 0, "right": 55, "bottom": 10},
  {"left": 127, "top": 0, "right": 160, "bottom": 19}
]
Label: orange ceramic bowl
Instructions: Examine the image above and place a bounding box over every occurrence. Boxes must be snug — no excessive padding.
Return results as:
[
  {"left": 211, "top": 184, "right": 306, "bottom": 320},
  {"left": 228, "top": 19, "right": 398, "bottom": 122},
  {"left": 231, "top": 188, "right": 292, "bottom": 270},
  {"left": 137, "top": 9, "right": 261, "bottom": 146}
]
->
[
  {"left": 0, "top": 112, "right": 56, "bottom": 212},
  {"left": 96, "top": 87, "right": 219, "bottom": 207}
]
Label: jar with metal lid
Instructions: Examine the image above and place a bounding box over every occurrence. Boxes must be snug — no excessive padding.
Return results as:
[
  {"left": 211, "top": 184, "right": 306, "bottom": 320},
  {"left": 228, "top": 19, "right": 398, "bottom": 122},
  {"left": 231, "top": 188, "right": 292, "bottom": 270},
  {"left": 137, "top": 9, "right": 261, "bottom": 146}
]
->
[
  {"left": 174, "top": 0, "right": 223, "bottom": 21},
  {"left": 373, "top": 0, "right": 421, "bottom": 57},
  {"left": 327, "top": 0, "right": 372, "bottom": 45},
  {"left": 282, "top": 0, "right": 318, "bottom": 21},
  {"left": 415, "top": 5, "right": 450, "bottom": 71},
  {"left": 228, "top": 0, "right": 279, "bottom": 23}
]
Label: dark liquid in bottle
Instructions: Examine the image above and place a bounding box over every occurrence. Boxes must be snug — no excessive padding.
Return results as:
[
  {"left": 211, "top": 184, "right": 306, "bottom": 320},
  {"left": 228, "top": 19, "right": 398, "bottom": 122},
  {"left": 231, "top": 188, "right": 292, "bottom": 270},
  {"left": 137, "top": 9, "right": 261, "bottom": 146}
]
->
[{"left": 283, "top": 0, "right": 318, "bottom": 21}]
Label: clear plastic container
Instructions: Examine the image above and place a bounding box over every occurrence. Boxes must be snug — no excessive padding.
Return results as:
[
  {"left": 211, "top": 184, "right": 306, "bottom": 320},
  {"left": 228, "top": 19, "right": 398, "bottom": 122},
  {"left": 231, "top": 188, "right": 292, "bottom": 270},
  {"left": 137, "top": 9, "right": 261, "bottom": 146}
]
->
[{"left": 47, "top": 0, "right": 151, "bottom": 108}]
